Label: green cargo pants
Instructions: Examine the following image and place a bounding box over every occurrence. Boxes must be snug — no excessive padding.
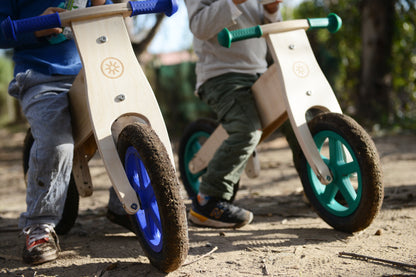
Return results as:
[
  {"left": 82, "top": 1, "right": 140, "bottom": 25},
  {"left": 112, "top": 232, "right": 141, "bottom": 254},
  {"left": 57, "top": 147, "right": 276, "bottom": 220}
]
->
[{"left": 197, "top": 72, "right": 262, "bottom": 201}]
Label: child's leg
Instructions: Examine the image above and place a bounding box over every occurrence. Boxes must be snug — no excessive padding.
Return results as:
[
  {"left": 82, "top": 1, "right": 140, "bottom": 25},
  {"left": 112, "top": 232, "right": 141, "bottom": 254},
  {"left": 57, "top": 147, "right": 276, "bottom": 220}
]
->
[
  {"left": 11, "top": 70, "right": 76, "bottom": 229},
  {"left": 198, "top": 73, "right": 262, "bottom": 201}
]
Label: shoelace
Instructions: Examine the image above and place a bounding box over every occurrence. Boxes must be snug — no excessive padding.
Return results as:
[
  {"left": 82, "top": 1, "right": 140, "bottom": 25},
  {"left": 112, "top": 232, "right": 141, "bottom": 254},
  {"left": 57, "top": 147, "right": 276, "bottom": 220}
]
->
[{"left": 23, "top": 224, "right": 59, "bottom": 250}]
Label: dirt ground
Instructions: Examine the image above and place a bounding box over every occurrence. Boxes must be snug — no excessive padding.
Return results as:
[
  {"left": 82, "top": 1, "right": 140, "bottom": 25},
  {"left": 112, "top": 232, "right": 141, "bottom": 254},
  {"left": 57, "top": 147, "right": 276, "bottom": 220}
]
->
[{"left": 0, "top": 127, "right": 415, "bottom": 277}]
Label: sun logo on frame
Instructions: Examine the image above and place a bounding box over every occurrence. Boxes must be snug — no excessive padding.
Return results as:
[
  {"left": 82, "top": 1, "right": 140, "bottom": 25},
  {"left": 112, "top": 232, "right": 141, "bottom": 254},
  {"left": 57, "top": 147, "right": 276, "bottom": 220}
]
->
[
  {"left": 293, "top": 61, "right": 309, "bottom": 78},
  {"left": 101, "top": 57, "right": 124, "bottom": 79}
]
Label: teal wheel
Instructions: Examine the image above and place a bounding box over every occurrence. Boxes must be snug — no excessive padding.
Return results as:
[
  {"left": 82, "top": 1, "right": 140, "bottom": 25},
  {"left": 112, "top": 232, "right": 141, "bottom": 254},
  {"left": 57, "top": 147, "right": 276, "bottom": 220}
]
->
[
  {"left": 298, "top": 113, "right": 383, "bottom": 233},
  {"left": 117, "top": 122, "right": 188, "bottom": 272},
  {"left": 178, "top": 118, "right": 239, "bottom": 202}
]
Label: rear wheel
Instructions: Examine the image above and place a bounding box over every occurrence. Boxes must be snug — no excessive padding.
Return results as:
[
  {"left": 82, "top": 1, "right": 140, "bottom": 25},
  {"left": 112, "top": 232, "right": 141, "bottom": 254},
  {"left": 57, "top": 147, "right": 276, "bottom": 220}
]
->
[
  {"left": 23, "top": 129, "right": 79, "bottom": 235},
  {"left": 178, "top": 118, "right": 239, "bottom": 202},
  {"left": 117, "top": 122, "right": 188, "bottom": 272},
  {"left": 298, "top": 113, "right": 383, "bottom": 233}
]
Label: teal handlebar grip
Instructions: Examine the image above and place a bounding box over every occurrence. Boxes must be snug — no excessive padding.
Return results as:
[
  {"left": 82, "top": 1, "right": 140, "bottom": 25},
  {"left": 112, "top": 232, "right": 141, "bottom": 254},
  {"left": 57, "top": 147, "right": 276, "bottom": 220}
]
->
[
  {"left": 217, "top": 25, "right": 263, "bottom": 48},
  {"left": 308, "top": 13, "right": 342, "bottom": 33}
]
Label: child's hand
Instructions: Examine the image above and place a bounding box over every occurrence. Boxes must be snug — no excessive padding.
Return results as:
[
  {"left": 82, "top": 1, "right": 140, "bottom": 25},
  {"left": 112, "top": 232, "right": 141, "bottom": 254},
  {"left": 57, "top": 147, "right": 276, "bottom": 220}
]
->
[
  {"left": 34, "top": 7, "right": 66, "bottom": 38},
  {"left": 263, "top": 0, "right": 283, "bottom": 13},
  {"left": 233, "top": 0, "right": 248, "bottom": 4},
  {"left": 91, "top": 0, "right": 107, "bottom": 5}
]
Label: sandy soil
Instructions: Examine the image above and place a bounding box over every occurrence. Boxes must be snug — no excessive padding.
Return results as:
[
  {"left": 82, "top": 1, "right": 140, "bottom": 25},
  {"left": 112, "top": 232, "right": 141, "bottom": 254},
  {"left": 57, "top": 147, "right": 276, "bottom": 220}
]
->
[{"left": 0, "top": 128, "right": 415, "bottom": 277}]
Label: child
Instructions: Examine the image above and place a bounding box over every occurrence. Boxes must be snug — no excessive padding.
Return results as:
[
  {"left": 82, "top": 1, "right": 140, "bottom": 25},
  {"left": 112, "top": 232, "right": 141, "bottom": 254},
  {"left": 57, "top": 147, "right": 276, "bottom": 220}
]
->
[
  {"left": 0, "top": 0, "right": 114, "bottom": 265},
  {"left": 184, "top": 0, "right": 283, "bottom": 228}
]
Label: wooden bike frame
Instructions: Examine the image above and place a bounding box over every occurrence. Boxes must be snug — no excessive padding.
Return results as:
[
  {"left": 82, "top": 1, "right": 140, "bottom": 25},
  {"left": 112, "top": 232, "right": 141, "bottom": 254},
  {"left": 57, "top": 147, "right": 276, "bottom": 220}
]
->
[
  {"left": 64, "top": 4, "right": 175, "bottom": 214},
  {"left": 188, "top": 20, "right": 343, "bottom": 185}
]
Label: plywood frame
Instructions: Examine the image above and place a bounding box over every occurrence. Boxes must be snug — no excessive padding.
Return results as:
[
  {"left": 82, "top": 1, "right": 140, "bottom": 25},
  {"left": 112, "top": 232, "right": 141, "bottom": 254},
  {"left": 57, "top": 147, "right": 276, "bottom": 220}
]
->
[
  {"left": 189, "top": 22, "right": 343, "bottom": 184},
  {"left": 70, "top": 15, "right": 174, "bottom": 214}
]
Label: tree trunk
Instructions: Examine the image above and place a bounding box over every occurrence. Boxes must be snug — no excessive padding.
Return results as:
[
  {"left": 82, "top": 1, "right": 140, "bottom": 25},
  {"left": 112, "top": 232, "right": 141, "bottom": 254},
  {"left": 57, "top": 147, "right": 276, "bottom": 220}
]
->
[
  {"left": 358, "top": 0, "right": 395, "bottom": 124},
  {"left": 112, "top": 0, "right": 165, "bottom": 56}
]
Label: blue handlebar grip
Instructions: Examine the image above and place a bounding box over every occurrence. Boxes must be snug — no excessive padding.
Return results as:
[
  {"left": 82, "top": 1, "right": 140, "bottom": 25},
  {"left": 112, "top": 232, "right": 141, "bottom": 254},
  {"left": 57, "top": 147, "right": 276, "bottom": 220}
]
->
[
  {"left": 129, "top": 0, "right": 178, "bottom": 17},
  {"left": 1, "top": 13, "right": 61, "bottom": 41}
]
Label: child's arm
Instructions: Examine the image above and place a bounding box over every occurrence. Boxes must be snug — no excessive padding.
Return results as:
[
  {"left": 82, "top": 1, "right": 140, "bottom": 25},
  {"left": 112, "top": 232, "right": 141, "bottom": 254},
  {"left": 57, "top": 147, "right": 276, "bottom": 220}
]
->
[
  {"left": 263, "top": 0, "right": 283, "bottom": 23},
  {"left": 91, "top": 0, "right": 113, "bottom": 6},
  {"left": 0, "top": 6, "right": 65, "bottom": 49},
  {"left": 33, "top": 7, "right": 66, "bottom": 39},
  {"left": 185, "top": 0, "right": 240, "bottom": 41},
  {"left": 91, "top": 0, "right": 106, "bottom": 5},
  {"left": 263, "top": 0, "right": 282, "bottom": 14}
]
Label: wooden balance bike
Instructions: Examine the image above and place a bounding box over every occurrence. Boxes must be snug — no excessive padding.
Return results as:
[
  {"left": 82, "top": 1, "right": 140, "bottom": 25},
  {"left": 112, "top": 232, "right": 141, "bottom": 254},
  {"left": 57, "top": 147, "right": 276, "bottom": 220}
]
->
[
  {"left": 178, "top": 14, "right": 383, "bottom": 233},
  {"left": 2, "top": 0, "right": 188, "bottom": 272}
]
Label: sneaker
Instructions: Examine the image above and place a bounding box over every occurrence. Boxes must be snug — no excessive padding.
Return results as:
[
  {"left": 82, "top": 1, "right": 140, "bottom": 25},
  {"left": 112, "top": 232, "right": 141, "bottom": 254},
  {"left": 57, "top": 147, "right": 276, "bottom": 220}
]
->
[
  {"left": 22, "top": 224, "right": 60, "bottom": 265},
  {"left": 189, "top": 197, "right": 253, "bottom": 228},
  {"left": 106, "top": 209, "right": 135, "bottom": 233}
]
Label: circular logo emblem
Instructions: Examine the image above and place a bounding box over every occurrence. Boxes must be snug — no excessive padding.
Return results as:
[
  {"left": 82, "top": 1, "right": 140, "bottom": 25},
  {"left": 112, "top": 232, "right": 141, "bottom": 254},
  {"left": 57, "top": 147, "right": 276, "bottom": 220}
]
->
[
  {"left": 101, "top": 57, "right": 124, "bottom": 79},
  {"left": 293, "top": 61, "right": 309, "bottom": 78}
]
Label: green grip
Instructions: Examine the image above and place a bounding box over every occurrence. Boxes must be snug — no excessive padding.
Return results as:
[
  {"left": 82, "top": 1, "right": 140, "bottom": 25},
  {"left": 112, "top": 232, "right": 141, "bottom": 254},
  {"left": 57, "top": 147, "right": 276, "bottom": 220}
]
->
[
  {"left": 308, "top": 13, "right": 342, "bottom": 33},
  {"left": 217, "top": 25, "right": 263, "bottom": 48}
]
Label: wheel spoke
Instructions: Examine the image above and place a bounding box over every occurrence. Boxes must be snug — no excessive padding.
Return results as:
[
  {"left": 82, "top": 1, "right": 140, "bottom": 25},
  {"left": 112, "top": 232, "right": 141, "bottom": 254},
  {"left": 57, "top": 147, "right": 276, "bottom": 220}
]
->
[
  {"left": 148, "top": 200, "right": 162, "bottom": 231},
  {"left": 329, "top": 137, "right": 344, "bottom": 163},
  {"left": 338, "top": 160, "right": 359, "bottom": 177},
  {"left": 338, "top": 177, "right": 357, "bottom": 205},
  {"left": 139, "top": 184, "right": 155, "bottom": 207},
  {"left": 321, "top": 182, "right": 339, "bottom": 203},
  {"left": 137, "top": 161, "right": 150, "bottom": 186}
]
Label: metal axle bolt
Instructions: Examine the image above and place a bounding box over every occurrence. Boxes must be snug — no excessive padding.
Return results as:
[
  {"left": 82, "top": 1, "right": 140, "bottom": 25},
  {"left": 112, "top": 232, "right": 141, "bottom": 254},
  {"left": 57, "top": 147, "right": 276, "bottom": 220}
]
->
[
  {"left": 115, "top": 94, "right": 125, "bottom": 102},
  {"left": 98, "top": 36, "right": 108, "bottom": 43}
]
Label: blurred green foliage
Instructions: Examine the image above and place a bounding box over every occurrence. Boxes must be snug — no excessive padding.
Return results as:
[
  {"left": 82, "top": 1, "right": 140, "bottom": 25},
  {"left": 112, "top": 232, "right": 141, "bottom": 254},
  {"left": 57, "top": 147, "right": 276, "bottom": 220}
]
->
[
  {"left": 291, "top": 0, "right": 416, "bottom": 131},
  {"left": 144, "top": 60, "right": 214, "bottom": 139},
  {"left": 0, "top": 55, "right": 13, "bottom": 126},
  {"left": 0, "top": 1, "right": 414, "bottom": 133}
]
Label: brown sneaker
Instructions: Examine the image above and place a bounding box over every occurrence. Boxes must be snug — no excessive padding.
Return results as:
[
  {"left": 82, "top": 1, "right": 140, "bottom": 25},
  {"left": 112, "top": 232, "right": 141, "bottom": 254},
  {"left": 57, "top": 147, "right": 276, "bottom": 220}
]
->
[{"left": 22, "top": 224, "right": 60, "bottom": 265}]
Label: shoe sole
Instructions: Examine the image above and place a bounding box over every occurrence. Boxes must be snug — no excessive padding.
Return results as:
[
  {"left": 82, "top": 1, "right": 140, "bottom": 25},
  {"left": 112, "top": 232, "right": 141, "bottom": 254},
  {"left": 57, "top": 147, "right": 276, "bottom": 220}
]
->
[
  {"left": 188, "top": 209, "right": 253, "bottom": 228},
  {"left": 23, "top": 251, "right": 58, "bottom": 265}
]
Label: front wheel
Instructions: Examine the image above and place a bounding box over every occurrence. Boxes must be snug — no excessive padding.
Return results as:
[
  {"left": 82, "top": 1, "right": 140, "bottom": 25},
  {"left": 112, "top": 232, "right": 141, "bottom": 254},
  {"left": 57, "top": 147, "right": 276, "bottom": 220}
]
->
[
  {"left": 117, "top": 122, "right": 188, "bottom": 272},
  {"left": 298, "top": 113, "right": 383, "bottom": 233}
]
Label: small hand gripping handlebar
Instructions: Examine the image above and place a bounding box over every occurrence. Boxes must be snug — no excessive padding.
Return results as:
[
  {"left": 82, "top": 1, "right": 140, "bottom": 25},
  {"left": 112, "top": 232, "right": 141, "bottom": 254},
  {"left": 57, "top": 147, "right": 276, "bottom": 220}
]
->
[
  {"left": 1, "top": 0, "right": 178, "bottom": 41},
  {"left": 218, "top": 13, "right": 342, "bottom": 48}
]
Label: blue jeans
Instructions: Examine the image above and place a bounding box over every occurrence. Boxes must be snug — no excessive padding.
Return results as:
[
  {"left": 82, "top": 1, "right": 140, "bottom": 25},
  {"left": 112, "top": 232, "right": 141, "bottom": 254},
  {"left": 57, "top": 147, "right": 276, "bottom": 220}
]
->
[{"left": 10, "top": 70, "right": 124, "bottom": 229}]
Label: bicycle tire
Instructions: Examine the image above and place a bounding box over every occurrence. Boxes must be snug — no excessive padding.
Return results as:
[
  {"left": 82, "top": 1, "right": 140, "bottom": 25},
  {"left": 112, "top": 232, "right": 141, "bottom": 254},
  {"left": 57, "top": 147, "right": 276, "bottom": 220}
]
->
[
  {"left": 22, "top": 129, "right": 79, "bottom": 235},
  {"left": 117, "top": 122, "right": 188, "bottom": 272},
  {"left": 298, "top": 112, "right": 383, "bottom": 233}
]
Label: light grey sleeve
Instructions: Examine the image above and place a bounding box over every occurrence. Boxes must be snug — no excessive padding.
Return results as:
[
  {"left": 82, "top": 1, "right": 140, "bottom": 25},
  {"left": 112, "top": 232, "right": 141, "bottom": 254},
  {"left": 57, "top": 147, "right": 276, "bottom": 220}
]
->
[{"left": 185, "top": 0, "right": 240, "bottom": 40}]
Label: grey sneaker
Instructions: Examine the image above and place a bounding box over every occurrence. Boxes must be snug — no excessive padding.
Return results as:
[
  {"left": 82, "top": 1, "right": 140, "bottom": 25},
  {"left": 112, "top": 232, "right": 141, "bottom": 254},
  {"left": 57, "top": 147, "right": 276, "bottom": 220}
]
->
[
  {"left": 189, "top": 198, "right": 253, "bottom": 228},
  {"left": 22, "top": 224, "right": 60, "bottom": 265}
]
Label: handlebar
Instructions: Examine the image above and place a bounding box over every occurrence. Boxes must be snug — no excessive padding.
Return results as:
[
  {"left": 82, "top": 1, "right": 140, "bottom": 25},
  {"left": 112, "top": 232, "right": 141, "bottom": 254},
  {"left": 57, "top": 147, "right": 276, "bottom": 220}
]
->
[
  {"left": 307, "top": 13, "right": 342, "bottom": 33},
  {"left": 218, "top": 13, "right": 342, "bottom": 48},
  {"left": 129, "top": 0, "right": 177, "bottom": 16},
  {"left": 1, "top": 0, "right": 178, "bottom": 41}
]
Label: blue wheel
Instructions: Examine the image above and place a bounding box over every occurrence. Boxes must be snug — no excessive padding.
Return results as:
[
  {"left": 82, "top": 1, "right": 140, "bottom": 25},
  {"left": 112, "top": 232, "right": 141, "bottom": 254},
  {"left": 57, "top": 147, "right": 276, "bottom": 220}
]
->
[
  {"left": 298, "top": 113, "right": 383, "bottom": 233},
  {"left": 125, "top": 146, "right": 162, "bottom": 252},
  {"left": 117, "top": 123, "right": 188, "bottom": 272}
]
